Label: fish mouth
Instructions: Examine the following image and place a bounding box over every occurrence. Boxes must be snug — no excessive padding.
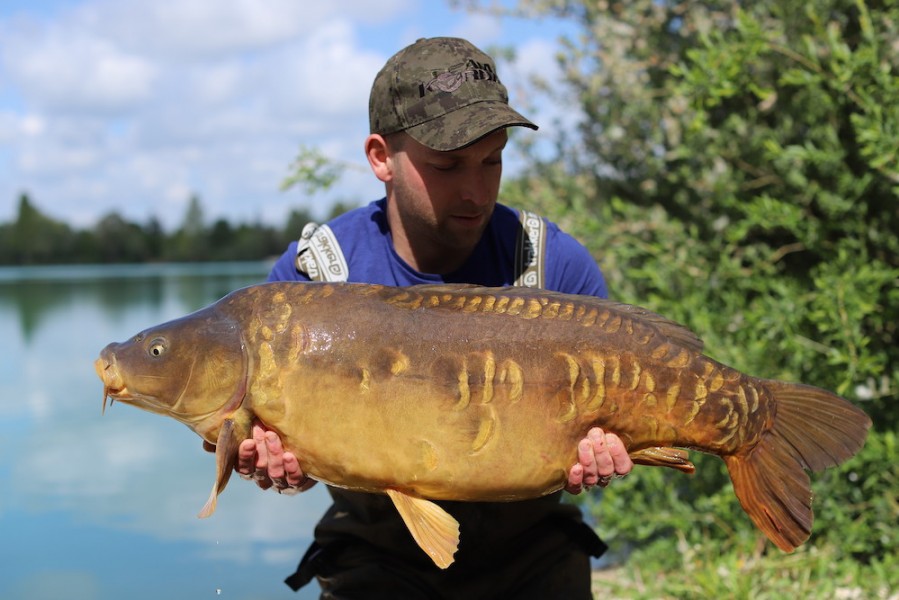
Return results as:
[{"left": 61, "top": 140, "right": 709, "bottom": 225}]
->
[{"left": 95, "top": 355, "right": 127, "bottom": 415}]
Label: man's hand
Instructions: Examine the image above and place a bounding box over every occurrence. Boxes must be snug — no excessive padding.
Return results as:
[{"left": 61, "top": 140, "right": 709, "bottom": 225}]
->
[
  {"left": 565, "top": 427, "right": 633, "bottom": 494},
  {"left": 234, "top": 424, "right": 316, "bottom": 494}
]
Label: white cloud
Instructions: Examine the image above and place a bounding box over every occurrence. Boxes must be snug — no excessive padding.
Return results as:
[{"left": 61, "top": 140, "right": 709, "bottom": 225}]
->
[
  {"left": 189, "top": 63, "right": 244, "bottom": 106},
  {"left": 21, "top": 113, "right": 47, "bottom": 136},
  {"left": 79, "top": 0, "right": 412, "bottom": 59},
  {"left": 449, "top": 10, "right": 505, "bottom": 47},
  {"left": 73, "top": 0, "right": 314, "bottom": 59},
  {"left": 18, "top": 136, "right": 101, "bottom": 175},
  {"left": 3, "top": 24, "right": 158, "bottom": 114},
  {"left": 293, "top": 22, "right": 384, "bottom": 117}
]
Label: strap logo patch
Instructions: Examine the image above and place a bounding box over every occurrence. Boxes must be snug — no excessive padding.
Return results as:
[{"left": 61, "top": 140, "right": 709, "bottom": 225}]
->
[
  {"left": 295, "top": 223, "right": 349, "bottom": 282},
  {"left": 515, "top": 210, "right": 546, "bottom": 289}
]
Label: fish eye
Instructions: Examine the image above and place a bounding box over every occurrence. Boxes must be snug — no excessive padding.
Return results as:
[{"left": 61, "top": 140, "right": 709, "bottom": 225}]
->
[{"left": 148, "top": 338, "right": 167, "bottom": 357}]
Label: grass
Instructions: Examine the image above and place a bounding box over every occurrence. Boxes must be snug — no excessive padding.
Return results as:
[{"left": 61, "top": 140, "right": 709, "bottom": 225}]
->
[{"left": 591, "top": 542, "right": 898, "bottom": 599}]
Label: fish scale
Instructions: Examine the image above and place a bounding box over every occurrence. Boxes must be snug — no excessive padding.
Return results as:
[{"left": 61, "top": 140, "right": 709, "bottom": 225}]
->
[{"left": 95, "top": 281, "right": 871, "bottom": 569}]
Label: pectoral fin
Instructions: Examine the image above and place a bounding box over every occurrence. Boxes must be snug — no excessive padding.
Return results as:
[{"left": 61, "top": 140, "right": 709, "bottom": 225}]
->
[
  {"left": 630, "top": 447, "right": 696, "bottom": 474},
  {"left": 385, "top": 489, "right": 460, "bottom": 569},
  {"left": 198, "top": 416, "right": 251, "bottom": 518}
]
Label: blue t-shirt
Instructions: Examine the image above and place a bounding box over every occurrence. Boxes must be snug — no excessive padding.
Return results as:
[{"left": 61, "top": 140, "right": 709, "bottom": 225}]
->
[{"left": 268, "top": 198, "right": 607, "bottom": 298}]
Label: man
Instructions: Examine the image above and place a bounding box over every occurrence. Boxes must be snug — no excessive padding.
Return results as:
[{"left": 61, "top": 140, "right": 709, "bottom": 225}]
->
[{"left": 239, "top": 37, "right": 632, "bottom": 598}]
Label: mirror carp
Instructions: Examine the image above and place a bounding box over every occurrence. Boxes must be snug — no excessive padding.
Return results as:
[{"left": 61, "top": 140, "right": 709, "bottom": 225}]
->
[{"left": 95, "top": 282, "right": 871, "bottom": 568}]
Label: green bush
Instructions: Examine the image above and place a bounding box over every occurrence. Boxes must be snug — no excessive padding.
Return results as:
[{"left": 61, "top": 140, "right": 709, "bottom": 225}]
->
[{"left": 493, "top": 0, "right": 897, "bottom": 591}]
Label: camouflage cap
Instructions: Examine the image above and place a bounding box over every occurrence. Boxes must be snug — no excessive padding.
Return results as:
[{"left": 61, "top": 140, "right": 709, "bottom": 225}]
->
[{"left": 369, "top": 37, "right": 537, "bottom": 151}]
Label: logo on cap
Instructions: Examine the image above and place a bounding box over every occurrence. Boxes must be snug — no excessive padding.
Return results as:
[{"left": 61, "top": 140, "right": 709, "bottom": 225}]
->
[{"left": 419, "top": 60, "right": 500, "bottom": 96}]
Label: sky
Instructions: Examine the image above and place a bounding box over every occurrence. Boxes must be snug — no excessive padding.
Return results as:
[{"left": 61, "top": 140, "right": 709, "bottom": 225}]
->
[{"left": 0, "top": 0, "right": 576, "bottom": 232}]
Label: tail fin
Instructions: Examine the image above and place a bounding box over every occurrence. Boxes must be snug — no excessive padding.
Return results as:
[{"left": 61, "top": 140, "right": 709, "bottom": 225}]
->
[{"left": 723, "top": 381, "right": 871, "bottom": 551}]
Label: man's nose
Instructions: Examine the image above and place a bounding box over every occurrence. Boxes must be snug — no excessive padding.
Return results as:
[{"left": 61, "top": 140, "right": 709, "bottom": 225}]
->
[{"left": 460, "top": 168, "right": 492, "bottom": 205}]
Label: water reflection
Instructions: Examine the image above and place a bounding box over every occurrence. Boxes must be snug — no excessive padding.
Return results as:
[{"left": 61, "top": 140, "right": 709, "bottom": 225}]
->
[
  {"left": 0, "top": 263, "right": 268, "bottom": 342},
  {"left": 0, "top": 263, "right": 327, "bottom": 600}
]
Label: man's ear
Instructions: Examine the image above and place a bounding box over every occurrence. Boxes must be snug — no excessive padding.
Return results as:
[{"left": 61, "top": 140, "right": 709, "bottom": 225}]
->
[{"left": 365, "top": 134, "right": 393, "bottom": 183}]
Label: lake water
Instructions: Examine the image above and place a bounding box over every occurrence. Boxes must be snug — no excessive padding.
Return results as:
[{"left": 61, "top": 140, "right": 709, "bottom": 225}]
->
[{"left": 0, "top": 263, "right": 329, "bottom": 600}]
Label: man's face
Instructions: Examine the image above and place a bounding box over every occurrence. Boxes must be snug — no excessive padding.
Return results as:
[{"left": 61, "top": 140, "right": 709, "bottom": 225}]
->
[{"left": 388, "top": 129, "right": 507, "bottom": 270}]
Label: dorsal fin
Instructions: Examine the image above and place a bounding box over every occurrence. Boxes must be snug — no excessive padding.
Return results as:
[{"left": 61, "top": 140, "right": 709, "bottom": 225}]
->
[
  {"left": 396, "top": 284, "right": 705, "bottom": 353},
  {"left": 605, "top": 301, "right": 705, "bottom": 353}
]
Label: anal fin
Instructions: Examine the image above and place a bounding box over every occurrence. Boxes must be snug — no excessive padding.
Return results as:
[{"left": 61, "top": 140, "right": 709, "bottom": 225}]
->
[
  {"left": 630, "top": 446, "right": 696, "bottom": 474},
  {"left": 386, "top": 489, "right": 460, "bottom": 569}
]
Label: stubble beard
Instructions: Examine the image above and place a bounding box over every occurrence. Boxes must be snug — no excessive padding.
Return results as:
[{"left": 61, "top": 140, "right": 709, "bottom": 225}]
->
[{"left": 390, "top": 180, "right": 491, "bottom": 272}]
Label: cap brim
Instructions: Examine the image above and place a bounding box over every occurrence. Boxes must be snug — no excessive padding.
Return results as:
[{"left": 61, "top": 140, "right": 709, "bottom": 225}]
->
[{"left": 404, "top": 100, "right": 538, "bottom": 151}]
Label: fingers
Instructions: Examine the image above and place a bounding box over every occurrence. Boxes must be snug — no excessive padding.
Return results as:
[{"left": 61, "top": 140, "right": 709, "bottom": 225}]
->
[
  {"left": 246, "top": 426, "right": 273, "bottom": 489},
  {"left": 567, "top": 428, "right": 633, "bottom": 494},
  {"left": 282, "top": 450, "right": 309, "bottom": 488},
  {"left": 236, "top": 424, "right": 266, "bottom": 474},
  {"left": 264, "top": 431, "right": 287, "bottom": 481},
  {"left": 234, "top": 424, "right": 312, "bottom": 494},
  {"left": 588, "top": 428, "right": 614, "bottom": 485},
  {"left": 578, "top": 437, "right": 597, "bottom": 480},
  {"left": 235, "top": 425, "right": 263, "bottom": 485},
  {"left": 605, "top": 431, "right": 634, "bottom": 479},
  {"left": 236, "top": 429, "right": 261, "bottom": 476},
  {"left": 564, "top": 461, "right": 585, "bottom": 494}
]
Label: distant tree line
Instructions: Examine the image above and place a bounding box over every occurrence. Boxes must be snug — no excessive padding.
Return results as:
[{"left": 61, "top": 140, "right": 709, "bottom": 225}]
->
[{"left": 0, "top": 192, "right": 354, "bottom": 265}]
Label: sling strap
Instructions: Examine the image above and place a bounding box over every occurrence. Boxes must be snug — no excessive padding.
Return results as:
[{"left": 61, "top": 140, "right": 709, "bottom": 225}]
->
[{"left": 513, "top": 209, "right": 546, "bottom": 289}]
